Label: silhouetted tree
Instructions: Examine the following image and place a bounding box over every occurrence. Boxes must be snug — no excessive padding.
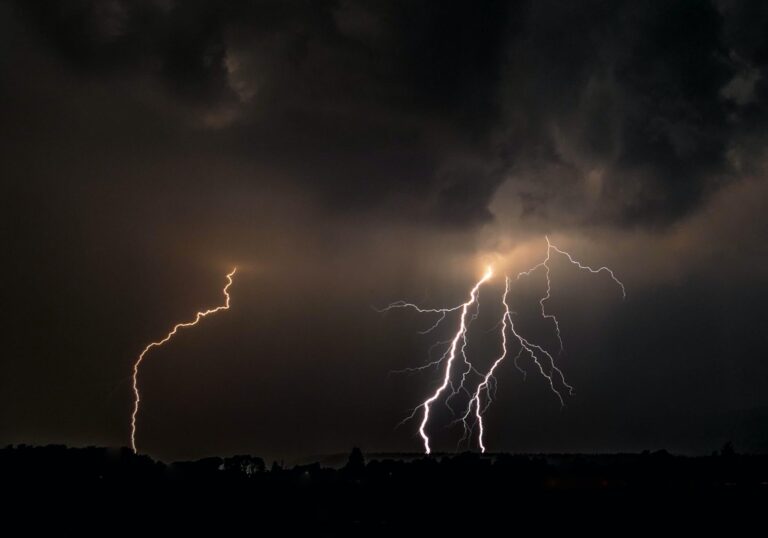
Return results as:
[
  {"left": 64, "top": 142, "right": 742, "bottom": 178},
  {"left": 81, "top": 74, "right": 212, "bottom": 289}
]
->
[
  {"left": 223, "top": 455, "right": 265, "bottom": 476},
  {"left": 344, "top": 447, "right": 365, "bottom": 476},
  {"left": 720, "top": 441, "right": 735, "bottom": 457}
]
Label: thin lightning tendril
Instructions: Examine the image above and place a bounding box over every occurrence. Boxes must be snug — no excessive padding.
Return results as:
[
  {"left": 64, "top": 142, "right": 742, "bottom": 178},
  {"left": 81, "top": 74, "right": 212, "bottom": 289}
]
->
[
  {"left": 383, "top": 237, "right": 625, "bottom": 454},
  {"left": 459, "top": 276, "right": 570, "bottom": 451},
  {"left": 129, "top": 267, "right": 237, "bottom": 454},
  {"left": 517, "top": 236, "right": 626, "bottom": 356}
]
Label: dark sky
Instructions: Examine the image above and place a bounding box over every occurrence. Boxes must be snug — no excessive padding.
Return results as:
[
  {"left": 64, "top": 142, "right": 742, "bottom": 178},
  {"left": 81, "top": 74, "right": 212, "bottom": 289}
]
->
[{"left": 2, "top": 0, "right": 768, "bottom": 461}]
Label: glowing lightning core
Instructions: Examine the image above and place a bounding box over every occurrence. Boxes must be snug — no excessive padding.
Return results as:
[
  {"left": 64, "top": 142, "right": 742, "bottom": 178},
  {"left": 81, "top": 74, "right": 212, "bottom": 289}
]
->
[{"left": 129, "top": 267, "right": 237, "bottom": 454}]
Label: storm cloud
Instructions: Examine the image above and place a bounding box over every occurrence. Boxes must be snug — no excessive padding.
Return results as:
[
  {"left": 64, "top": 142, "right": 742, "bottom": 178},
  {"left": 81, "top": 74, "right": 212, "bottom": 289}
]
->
[{"left": 9, "top": 0, "right": 766, "bottom": 227}]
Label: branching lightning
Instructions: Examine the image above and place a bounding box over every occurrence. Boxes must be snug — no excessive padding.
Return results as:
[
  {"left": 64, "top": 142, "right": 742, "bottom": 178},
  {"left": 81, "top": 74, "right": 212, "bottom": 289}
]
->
[
  {"left": 382, "top": 237, "right": 625, "bottom": 454},
  {"left": 380, "top": 267, "right": 493, "bottom": 454},
  {"left": 129, "top": 267, "right": 237, "bottom": 454}
]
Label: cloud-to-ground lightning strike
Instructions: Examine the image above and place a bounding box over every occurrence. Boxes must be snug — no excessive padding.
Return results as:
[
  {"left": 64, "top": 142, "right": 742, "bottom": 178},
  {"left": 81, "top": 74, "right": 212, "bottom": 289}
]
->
[
  {"left": 380, "top": 267, "right": 493, "bottom": 454},
  {"left": 129, "top": 267, "right": 237, "bottom": 454},
  {"left": 383, "top": 237, "right": 625, "bottom": 454}
]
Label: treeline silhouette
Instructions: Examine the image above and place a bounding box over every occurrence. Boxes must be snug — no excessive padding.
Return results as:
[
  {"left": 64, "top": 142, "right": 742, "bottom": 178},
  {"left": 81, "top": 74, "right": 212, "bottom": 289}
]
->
[{"left": 2, "top": 444, "right": 767, "bottom": 529}]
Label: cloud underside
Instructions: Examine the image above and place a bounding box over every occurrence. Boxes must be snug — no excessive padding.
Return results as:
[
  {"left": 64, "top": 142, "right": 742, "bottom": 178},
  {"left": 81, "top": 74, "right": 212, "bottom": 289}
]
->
[{"left": 7, "top": 0, "right": 768, "bottom": 230}]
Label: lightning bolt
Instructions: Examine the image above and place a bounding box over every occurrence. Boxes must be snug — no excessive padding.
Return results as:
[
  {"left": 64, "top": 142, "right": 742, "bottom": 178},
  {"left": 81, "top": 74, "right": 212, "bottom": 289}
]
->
[
  {"left": 461, "top": 278, "right": 512, "bottom": 453},
  {"left": 383, "top": 236, "right": 625, "bottom": 454},
  {"left": 130, "top": 267, "right": 237, "bottom": 454},
  {"left": 467, "top": 237, "right": 625, "bottom": 452},
  {"left": 517, "top": 236, "right": 626, "bottom": 353},
  {"left": 464, "top": 276, "right": 571, "bottom": 452},
  {"left": 380, "top": 267, "right": 493, "bottom": 454},
  {"left": 517, "top": 240, "right": 564, "bottom": 352}
]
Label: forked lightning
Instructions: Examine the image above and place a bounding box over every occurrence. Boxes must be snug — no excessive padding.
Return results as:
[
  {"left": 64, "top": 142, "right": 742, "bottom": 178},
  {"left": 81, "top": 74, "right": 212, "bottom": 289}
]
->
[{"left": 383, "top": 238, "right": 624, "bottom": 453}]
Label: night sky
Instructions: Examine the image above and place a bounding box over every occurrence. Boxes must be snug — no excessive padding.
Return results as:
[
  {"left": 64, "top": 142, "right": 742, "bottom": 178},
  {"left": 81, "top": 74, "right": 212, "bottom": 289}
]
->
[{"left": 2, "top": 0, "right": 767, "bottom": 462}]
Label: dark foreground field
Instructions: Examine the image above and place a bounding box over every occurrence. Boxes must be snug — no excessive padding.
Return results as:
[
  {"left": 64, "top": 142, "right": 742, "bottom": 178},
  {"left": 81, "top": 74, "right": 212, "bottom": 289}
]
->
[{"left": 3, "top": 445, "right": 767, "bottom": 532}]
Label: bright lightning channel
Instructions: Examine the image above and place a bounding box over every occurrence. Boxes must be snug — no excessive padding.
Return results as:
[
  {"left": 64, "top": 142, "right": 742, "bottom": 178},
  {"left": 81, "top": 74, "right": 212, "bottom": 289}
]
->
[
  {"left": 380, "top": 266, "right": 493, "bottom": 454},
  {"left": 129, "top": 267, "right": 237, "bottom": 454}
]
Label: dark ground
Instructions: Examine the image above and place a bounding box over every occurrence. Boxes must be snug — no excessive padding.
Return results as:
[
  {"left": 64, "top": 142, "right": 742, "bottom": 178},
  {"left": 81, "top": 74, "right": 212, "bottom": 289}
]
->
[{"left": 3, "top": 444, "right": 767, "bottom": 532}]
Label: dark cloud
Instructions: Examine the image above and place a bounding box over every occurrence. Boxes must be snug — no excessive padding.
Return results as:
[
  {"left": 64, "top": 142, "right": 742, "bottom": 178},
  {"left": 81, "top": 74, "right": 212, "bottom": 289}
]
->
[
  {"left": 491, "top": 1, "right": 737, "bottom": 227},
  {"left": 10, "top": 1, "right": 768, "bottom": 227},
  {"left": 15, "top": 0, "right": 233, "bottom": 103}
]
